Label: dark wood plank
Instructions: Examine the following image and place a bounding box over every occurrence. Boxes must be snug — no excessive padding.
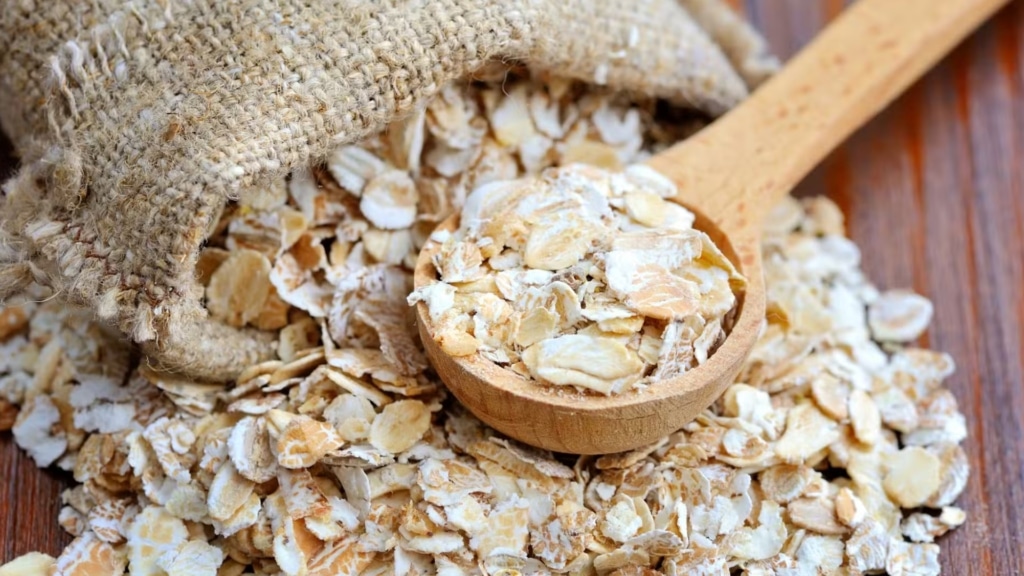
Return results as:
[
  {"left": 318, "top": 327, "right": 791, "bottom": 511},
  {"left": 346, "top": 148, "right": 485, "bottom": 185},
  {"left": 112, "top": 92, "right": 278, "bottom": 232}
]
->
[
  {"left": 951, "top": 6, "right": 1024, "bottom": 569},
  {"left": 0, "top": 437, "right": 72, "bottom": 561},
  {"left": 755, "top": 2, "right": 1024, "bottom": 574},
  {"left": 1, "top": 2, "right": 1022, "bottom": 572}
]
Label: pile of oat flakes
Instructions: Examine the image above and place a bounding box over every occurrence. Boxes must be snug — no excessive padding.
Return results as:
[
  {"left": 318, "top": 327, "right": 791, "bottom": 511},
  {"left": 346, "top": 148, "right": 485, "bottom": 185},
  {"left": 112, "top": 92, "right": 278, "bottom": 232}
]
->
[
  {"left": 411, "top": 163, "right": 743, "bottom": 395},
  {"left": 0, "top": 69, "right": 968, "bottom": 575}
]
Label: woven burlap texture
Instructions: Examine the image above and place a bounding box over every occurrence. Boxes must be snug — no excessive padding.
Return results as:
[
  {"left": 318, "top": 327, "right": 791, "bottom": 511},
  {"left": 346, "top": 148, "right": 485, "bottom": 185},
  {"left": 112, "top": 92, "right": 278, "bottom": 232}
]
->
[{"left": 0, "top": 0, "right": 775, "bottom": 382}]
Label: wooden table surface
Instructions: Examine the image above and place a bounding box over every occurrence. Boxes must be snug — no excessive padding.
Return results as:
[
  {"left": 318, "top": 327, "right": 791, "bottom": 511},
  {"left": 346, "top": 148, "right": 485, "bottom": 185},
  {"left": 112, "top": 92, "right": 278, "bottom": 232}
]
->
[{"left": 2, "top": 1, "right": 1022, "bottom": 572}]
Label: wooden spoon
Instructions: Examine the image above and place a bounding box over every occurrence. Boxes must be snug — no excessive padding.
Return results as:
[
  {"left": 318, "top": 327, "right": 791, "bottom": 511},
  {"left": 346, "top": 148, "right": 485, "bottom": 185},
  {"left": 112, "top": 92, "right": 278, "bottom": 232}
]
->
[{"left": 413, "top": 0, "right": 1008, "bottom": 454}]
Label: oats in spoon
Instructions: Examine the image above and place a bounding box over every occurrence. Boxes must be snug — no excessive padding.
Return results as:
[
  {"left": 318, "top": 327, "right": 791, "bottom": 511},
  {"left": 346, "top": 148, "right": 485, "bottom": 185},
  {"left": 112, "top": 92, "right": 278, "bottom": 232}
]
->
[{"left": 410, "top": 164, "right": 746, "bottom": 395}]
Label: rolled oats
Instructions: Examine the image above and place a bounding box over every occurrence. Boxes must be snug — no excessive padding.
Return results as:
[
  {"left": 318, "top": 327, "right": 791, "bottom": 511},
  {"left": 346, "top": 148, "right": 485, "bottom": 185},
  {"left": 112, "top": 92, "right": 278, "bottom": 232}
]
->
[
  {"left": 0, "top": 72, "right": 973, "bottom": 576},
  {"left": 413, "top": 163, "right": 743, "bottom": 395},
  {"left": 54, "top": 533, "right": 127, "bottom": 576},
  {"left": 887, "top": 539, "right": 942, "bottom": 576},
  {"left": 159, "top": 539, "right": 225, "bottom": 576},
  {"left": 522, "top": 334, "right": 644, "bottom": 395},
  {"left": 126, "top": 506, "right": 190, "bottom": 576},
  {"left": 266, "top": 410, "right": 345, "bottom": 469},
  {"left": 208, "top": 461, "right": 258, "bottom": 521},
  {"left": 12, "top": 394, "right": 67, "bottom": 467},
  {"left": 774, "top": 403, "right": 840, "bottom": 463},
  {"left": 901, "top": 506, "right": 965, "bottom": 544},
  {"left": 849, "top": 388, "right": 882, "bottom": 445},
  {"left": 206, "top": 249, "right": 275, "bottom": 328},
  {"left": 368, "top": 399, "right": 432, "bottom": 454},
  {"left": 0, "top": 553, "right": 54, "bottom": 576},
  {"left": 883, "top": 446, "right": 943, "bottom": 508},
  {"left": 359, "top": 170, "right": 419, "bottom": 231},
  {"left": 869, "top": 290, "right": 934, "bottom": 343},
  {"left": 787, "top": 497, "right": 849, "bottom": 535}
]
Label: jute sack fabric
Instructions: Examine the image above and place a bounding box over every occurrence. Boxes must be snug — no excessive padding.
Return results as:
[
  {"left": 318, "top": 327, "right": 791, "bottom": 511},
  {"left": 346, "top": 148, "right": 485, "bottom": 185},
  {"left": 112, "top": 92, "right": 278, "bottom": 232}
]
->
[{"left": 0, "top": 0, "right": 775, "bottom": 381}]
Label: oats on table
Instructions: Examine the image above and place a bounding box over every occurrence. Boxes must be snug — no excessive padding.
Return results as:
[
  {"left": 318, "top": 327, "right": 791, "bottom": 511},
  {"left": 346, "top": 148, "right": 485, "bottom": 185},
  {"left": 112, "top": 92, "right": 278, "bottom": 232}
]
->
[
  {"left": 409, "top": 164, "right": 745, "bottom": 395},
  {"left": 0, "top": 71, "right": 971, "bottom": 575}
]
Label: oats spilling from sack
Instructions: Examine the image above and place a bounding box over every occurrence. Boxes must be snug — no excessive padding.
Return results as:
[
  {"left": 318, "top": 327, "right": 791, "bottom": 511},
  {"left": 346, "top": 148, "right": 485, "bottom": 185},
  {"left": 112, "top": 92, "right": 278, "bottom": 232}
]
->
[
  {"left": 2, "top": 70, "right": 968, "bottom": 575},
  {"left": 410, "top": 164, "right": 744, "bottom": 395}
]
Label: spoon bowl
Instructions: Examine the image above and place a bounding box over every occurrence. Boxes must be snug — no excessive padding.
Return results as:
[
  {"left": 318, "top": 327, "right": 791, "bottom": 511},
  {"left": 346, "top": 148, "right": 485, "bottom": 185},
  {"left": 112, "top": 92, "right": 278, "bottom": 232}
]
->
[
  {"left": 414, "top": 0, "right": 1008, "bottom": 454},
  {"left": 414, "top": 203, "right": 765, "bottom": 455}
]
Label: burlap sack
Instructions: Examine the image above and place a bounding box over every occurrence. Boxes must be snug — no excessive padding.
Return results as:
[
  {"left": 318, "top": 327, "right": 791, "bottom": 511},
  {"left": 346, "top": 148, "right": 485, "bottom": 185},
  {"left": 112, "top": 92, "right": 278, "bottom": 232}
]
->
[{"left": 0, "top": 0, "right": 775, "bottom": 382}]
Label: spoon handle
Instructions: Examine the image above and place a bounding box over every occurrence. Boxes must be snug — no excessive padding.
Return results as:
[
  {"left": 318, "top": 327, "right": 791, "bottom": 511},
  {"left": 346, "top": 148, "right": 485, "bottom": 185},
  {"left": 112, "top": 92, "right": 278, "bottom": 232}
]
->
[{"left": 647, "top": 0, "right": 1009, "bottom": 233}]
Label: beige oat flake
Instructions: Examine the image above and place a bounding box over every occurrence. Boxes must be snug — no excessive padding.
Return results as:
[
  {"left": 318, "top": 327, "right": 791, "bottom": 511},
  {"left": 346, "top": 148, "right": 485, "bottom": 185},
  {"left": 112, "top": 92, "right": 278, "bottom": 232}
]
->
[{"left": 0, "top": 553, "right": 55, "bottom": 576}]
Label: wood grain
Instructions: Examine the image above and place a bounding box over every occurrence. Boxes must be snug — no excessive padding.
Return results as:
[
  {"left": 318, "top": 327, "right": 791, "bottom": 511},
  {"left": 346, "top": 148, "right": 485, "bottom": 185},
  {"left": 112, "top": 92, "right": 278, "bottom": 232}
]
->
[
  {"left": 760, "top": 2, "right": 1024, "bottom": 574},
  {"left": 2, "top": 1, "right": 1023, "bottom": 572}
]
